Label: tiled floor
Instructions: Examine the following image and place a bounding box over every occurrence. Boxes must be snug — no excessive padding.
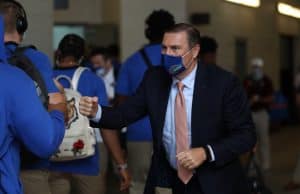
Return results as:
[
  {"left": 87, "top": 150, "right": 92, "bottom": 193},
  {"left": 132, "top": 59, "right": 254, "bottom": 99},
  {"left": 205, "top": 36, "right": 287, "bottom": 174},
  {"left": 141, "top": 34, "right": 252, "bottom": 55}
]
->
[{"left": 264, "top": 124, "right": 300, "bottom": 194}]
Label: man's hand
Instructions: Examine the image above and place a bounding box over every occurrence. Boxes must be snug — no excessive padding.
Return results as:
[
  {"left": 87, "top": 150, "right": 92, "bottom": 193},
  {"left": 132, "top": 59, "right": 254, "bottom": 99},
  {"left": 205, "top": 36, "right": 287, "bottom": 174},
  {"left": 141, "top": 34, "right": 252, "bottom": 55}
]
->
[
  {"left": 48, "top": 92, "right": 67, "bottom": 115},
  {"left": 119, "top": 168, "right": 131, "bottom": 191},
  {"left": 176, "top": 147, "right": 207, "bottom": 170},
  {"left": 49, "top": 92, "right": 66, "bottom": 104},
  {"left": 79, "top": 96, "right": 98, "bottom": 118}
]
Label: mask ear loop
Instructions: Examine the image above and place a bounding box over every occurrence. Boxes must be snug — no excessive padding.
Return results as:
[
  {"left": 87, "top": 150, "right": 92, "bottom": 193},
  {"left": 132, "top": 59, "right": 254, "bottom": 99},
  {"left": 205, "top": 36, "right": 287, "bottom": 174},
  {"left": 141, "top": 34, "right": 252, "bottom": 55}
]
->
[
  {"left": 182, "top": 47, "right": 196, "bottom": 68},
  {"left": 181, "top": 47, "right": 193, "bottom": 58}
]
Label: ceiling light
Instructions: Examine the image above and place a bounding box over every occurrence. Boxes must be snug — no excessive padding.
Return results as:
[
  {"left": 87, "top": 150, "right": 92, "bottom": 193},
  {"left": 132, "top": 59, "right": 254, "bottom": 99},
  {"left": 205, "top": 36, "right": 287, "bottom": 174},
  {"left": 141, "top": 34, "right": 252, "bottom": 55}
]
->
[
  {"left": 278, "top": 2, "right": 300, "bottom": 19},
  {"left": 225, "top": 0, "right": 260, "bottom": 8}
]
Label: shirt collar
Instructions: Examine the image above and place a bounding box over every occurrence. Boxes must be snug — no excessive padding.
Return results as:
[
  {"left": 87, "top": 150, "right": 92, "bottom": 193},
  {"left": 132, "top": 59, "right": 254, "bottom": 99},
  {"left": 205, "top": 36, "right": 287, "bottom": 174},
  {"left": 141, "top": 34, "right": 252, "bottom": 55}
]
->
[{"left": 172, "top": 64, "right": 198, "bottom": 89}]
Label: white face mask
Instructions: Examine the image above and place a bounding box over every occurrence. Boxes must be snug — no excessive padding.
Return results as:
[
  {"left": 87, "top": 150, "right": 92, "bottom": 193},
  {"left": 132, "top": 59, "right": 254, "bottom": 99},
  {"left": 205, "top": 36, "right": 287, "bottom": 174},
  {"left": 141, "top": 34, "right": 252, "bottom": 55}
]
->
[
  {"left": 96, "top": 68, "right": 106, "bottom": 78},
  {"left": 252, "top": 68, "right": 263, "bottom": 80}
]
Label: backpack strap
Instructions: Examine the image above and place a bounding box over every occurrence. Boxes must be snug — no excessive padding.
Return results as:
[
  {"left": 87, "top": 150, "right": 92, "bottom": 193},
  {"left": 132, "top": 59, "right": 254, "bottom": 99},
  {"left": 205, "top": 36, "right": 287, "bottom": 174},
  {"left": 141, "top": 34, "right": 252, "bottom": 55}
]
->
[
  {"left": 14, "top": 45, "right": 36, "bottom": 54},
  {"left": 72, "top": 67, "right": 88, "bottom": 91},
  {"left": 140, "top": 48, "right": 152, "bottom": 68},
  {"left": 5, "top": 43, "right": 36, "bottom": 55},
  {"left": 8, "top": 45, "right": 48, "bottom": 107},
  {"left": 55, "top": 75, "right": 73, "bottom": 89}
]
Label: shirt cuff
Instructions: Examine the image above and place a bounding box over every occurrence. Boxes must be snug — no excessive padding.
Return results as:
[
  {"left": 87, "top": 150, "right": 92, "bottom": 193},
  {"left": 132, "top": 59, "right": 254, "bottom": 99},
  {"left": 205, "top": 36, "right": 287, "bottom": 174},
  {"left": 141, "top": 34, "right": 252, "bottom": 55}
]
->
[
  {"left": 90, "top": 105, "right": 102, "bottom": 123},
  {"left": 207, "top": 145, "right": 215, "bottom": 162}
]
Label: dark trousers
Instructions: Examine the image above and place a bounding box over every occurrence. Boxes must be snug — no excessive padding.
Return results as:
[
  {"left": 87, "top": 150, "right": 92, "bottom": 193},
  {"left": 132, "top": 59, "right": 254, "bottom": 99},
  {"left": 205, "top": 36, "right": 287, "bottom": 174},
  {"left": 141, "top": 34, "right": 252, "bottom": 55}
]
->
[{"left": 172, "top": 175, "right": 203, "bottom": 194}]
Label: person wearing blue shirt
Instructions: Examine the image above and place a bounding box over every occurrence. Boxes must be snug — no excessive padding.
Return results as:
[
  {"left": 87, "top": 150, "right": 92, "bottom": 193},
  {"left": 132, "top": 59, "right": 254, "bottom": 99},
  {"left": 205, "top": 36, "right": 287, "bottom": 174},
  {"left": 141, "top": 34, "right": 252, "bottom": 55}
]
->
[
  {"left": 115, "top": 9, "right": 175, "bottom": 194},
  {"left": 53, "top": 34, "right": 130, "bottom": 194},
  {"left": 2, "top": 1, "right": 58, "bottom": 94},
  {"left": 0, "top": 16, "right": 65, "bottom": 193},
  {"left": 1, "top": 0, "right": 68, "bottom": 193},
  {"left": 0, "top": 65, "right": 66, "bottom": 194}
]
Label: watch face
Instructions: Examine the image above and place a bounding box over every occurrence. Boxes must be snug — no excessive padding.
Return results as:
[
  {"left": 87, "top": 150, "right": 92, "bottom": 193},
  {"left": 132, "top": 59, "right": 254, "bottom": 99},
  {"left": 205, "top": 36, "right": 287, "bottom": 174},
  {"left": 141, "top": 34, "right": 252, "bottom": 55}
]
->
[{"left": 117, "top": 163, "right": 128, "bottom": 171}]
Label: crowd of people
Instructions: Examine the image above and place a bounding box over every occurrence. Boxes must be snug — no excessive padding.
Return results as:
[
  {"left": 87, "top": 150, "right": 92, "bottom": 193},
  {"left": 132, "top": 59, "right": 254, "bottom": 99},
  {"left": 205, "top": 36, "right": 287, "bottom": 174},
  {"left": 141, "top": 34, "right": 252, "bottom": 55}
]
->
[{"left": 3, "top": 0, "right": 300, "bottom": 194}]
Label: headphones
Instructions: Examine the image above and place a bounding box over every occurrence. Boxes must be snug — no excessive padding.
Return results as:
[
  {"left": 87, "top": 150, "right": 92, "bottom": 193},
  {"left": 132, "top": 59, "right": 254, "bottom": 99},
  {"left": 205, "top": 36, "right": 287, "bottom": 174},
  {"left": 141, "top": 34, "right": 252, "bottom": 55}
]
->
[{"left": 3, "top": 0, "right": 28, "bottom": 34}]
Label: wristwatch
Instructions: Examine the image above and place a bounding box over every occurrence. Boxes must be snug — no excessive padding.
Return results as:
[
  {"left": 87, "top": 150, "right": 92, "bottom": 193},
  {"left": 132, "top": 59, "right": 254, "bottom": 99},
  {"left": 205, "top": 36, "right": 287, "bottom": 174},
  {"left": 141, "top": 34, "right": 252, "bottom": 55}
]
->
[{"left": 117, "top": 163, "right": 128, "bottom": 171}]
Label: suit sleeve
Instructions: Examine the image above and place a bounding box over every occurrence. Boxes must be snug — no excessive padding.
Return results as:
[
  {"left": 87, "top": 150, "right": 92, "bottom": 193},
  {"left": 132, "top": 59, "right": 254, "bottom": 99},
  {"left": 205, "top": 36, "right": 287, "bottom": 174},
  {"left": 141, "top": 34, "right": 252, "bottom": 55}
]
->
[
  {"left": 9, "top": 71, "right": 65, "bottom": 158},
  {"left": 97, "top": 68, "right": 150, "bottom": 129},
  {"left": 210, "top": 75, "right": 257, "bottom": 167}
]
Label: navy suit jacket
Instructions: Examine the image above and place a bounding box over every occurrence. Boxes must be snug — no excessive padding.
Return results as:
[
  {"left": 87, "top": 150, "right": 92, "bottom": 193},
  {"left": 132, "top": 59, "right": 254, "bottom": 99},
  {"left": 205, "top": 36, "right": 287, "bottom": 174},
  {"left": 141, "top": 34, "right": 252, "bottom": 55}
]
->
[{"left": 98, "top": 62, "right": 256, "bottom": 194}]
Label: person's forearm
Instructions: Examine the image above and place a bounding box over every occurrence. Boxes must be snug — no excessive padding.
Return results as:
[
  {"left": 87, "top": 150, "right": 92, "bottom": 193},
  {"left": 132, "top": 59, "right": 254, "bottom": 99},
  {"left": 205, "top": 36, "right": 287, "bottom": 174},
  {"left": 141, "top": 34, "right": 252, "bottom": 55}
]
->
[
  {"left": 48, "top": 92, "right": 67, "bottom": 119},
  {"left": 101, "top": 129, "right": 126, "bottom": 165}
]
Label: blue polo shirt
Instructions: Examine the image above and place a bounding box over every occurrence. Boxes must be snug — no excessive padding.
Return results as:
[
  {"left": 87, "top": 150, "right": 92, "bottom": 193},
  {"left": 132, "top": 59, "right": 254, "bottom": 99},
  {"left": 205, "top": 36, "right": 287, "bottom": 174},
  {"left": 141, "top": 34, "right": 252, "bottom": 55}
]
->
[
  {"left": 52, "top": 67, "right": 108, "bottom": 175},
  {"left": 116, "top": 44, "right": 162, "bottom": 141},
  {"left": 0, "top": 64, "right": 65, "bottom": 194}
]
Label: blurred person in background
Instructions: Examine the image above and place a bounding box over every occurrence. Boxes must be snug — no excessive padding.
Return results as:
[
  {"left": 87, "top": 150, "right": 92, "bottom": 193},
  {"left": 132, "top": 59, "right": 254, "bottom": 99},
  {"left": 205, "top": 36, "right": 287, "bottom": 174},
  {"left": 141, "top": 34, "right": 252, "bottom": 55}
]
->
[
  {"left": 90, "top": 47, "right": 116, "bottom": 103},
  {"left": 115, "top": 9, "right": 175, "bottom": 194},
  {"left": 53, "top": 34, "right": 130, "bottom": 194},
  {"left": 244, "top": 57, "right": 274, "bottom": 171},
  {"left": 199, "top": 36, "right": 218, "bottom": 65}
]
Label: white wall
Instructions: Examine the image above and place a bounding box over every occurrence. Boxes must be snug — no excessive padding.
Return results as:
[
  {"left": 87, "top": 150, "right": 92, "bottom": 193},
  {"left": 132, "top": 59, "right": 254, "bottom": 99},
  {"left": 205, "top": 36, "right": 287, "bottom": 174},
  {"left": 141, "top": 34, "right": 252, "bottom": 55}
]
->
[
  {"left": 53, "top": 0, "right": 187, "bottom": 61},
  {"left": 102, "top": 0, "right": 120, "bottom": 24},
  {"left": 188, "top": 0, "right": 281, "bottom": 87},
  {"left": 19, "top": 0, "right": 53, "bottom": 59},
  {"left": 120, "top": 0, "right": 187, "bottom": 60},
  {"left": 54, "top": 0, "right": 102, "bottom": 24}
]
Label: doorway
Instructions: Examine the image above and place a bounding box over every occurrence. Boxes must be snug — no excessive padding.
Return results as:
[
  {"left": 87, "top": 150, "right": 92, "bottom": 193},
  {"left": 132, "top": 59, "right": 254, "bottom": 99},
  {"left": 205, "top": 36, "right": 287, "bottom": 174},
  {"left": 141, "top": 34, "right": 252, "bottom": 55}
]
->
[
  {"left": 235, "top": 38, "right": 247, "bottom": 80},
  {"left": 280, "top": 35, "right": 296, "bottom": 122}
]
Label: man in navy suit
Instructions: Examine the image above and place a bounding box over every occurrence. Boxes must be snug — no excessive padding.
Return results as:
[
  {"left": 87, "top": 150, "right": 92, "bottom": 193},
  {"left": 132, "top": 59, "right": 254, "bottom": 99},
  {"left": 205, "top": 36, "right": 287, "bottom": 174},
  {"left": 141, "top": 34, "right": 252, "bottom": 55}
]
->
[{"left": 79, "top": 23, "right": 256, "bottom": 194}]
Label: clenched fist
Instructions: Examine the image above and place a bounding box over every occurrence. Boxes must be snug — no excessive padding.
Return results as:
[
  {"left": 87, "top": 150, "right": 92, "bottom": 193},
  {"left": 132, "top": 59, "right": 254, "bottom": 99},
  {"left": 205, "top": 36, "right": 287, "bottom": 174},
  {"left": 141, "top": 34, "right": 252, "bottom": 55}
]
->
[
  {"left": 79, "top": 96, "right": 99, "bottom": 118},
  {"left": 176, "top": 147, "right": 207, "bottom": 170}
]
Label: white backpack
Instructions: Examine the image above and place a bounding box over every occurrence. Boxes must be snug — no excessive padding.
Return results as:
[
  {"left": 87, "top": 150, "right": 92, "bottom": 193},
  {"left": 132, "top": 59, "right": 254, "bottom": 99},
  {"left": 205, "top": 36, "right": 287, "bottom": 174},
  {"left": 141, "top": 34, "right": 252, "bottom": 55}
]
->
[{"left": 51, "top": 67, "right": 96, "bottom": 161}]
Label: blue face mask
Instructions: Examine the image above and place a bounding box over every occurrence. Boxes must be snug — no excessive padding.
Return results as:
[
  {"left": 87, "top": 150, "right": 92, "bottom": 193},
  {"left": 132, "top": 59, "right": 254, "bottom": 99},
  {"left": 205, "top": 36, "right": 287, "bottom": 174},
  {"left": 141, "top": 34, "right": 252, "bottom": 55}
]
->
[{"left": 162, "top": 49, "right": 193, "bottom": 76}]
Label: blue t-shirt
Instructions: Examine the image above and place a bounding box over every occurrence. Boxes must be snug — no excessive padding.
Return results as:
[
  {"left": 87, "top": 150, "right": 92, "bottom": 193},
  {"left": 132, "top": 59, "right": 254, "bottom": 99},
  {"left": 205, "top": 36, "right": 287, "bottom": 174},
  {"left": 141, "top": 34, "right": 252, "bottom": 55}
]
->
[
  {"left": 0, "top": 65, "right": 65, "bottom": 194},
  {"left": 52, "top": 67, "right": 108, "bottom": 175},
  {"left": 116, "top": 44, "right": 162, "bottom": 141},
  {"left": 5, "top": 43, "right": 58, "bottom": 93}
]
